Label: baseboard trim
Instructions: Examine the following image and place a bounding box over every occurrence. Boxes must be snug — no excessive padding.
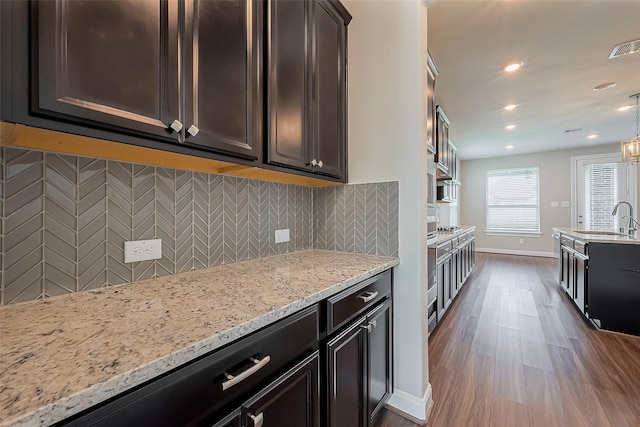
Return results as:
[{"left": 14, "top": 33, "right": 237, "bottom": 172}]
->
[
  {"left": 476, "top": 247, "right": 554, "bottom": 258},
  {"left": 385, "top": 383, "right": 433, "bottom": 425}
]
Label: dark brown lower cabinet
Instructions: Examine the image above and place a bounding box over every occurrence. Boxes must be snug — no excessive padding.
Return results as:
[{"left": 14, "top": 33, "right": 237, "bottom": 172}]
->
[
  {"left": 326, "top": 299, "right": 391, "bottom": 427},
  {"left": 242, "top": 352, "right": 319, "bottom": 427}
]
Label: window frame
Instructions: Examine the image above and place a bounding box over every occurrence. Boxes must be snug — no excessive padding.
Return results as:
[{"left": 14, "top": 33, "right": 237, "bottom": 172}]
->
[{"left": 485, "top": 166, "right": 541, "bottom": 235}]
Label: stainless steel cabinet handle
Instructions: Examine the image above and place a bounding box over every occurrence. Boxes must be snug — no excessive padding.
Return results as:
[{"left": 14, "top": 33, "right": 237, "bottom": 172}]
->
[
  {"left": 249, "top": 412, "right": 264, "bottom": 427},
  {"left": 360, "top": 322, "right": 372, "bottom": 333},
  {"left": 221, "top": 355, "right": 271, "bottom": 391},
  {"left": 187, "top": 124, "right": 199, "bottom": 136},
  {"left": 358, "top": 291, "right": 378, "bottom": 303},
  {"left": 169, "top": 119, "right": 183, "bottom": 132},
  {"left": 317, "top": 160, "right": 323, "bottom": 168}
]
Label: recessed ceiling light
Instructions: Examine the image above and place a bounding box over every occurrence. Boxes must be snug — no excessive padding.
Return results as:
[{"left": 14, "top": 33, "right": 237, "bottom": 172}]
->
[
  {"left": 504, "top": 104, "right": 518, "bottom": 111},
  {"left": 505, "top": 124, "right": 517, "bottom": 130},
  {"left": 588, "top": 134, "right": 598, "bottom": 139},
  {"left": 617, "top": 105, "right": 633, "bottom": 112},
  {"left": 506, "top": 145, "right": 514, "bottom": 149},
  {"left": 593, "top": 82, "right": 616, "bottom": 91},
  {"left": 504, "top": 62, "right": 523, "bottom": 73}
]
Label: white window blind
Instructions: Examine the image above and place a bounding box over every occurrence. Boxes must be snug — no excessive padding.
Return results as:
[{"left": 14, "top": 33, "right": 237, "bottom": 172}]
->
[
  {"left": 486, "top": 167, "right": 540, "bottom": 233},
  {"left": 583, "top": 162, "right": 621, "bottom": 231}
]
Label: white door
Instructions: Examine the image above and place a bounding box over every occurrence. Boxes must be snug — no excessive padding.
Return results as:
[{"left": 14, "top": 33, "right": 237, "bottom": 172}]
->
[{"left": 575, "top": 154, "right": 633, "bottom": 231}]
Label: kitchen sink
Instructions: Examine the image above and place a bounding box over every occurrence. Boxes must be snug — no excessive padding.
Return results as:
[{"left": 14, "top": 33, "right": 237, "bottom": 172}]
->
[{"left": 572, "top": 230, "right": 626, "bottom": 236}]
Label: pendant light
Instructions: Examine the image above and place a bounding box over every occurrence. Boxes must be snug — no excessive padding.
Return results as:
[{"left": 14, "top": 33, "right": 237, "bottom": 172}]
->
[{"left": 621, "top": 93, "right": 640, "bottom": 164}]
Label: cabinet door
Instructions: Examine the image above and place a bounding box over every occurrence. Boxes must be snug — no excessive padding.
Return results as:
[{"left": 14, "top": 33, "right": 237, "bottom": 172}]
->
[
  {"left": 366, "top": 300, "right": 391, "bottom": 425},
  {"left": 267, "top": 0, "right": 311, "bottom": 171},
  {"left": 183, "top": 0, "right": 262, "bottom": 160},
  {"left": 437, "top": 260, "right": 446, "bottom": 319},
  {"left": 243, "top": 352, "right": 320, "bottom": 427},
  {"left": 575, "top": 257, "right": 586, "bottom": 314},
  {"left": 33, "top": 0, "right": 179, "bottom": 141},
  {"left": 444, "top": 257, "right": 451, "bottom": 309},
  {"left": 426, "top": 63, "right": 437, "bottom": 155},
  {"left": 327, "top": 320, "right": 366, "bottom": 427},
  {"left": 312, "top": 0, "right": 346, "bottom": 179}
]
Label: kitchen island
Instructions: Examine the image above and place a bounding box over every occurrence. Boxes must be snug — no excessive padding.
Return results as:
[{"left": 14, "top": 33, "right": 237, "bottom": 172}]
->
[
  {"left": 0, "top": 250, "right": 398, "bottom": 427},
  {"left": 553, "top": 227, "right": 640, "bottom": 337}
]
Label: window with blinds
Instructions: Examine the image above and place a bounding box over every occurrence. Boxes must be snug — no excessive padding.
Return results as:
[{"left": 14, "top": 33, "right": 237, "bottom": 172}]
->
[
  {"left": 583, "top": 162, "right": 620, "bottom": 231},
  {"left": 486, "top": 167, "right": 540, "bottom": 233}
]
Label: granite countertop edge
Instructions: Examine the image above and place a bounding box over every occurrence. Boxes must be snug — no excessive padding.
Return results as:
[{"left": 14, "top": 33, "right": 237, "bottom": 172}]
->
[
  {"left": 553, "top": 227, "right": 640, "bottom": 245},
  {"left": 0, "top": 251, "right": 399, "bottom": 427}
]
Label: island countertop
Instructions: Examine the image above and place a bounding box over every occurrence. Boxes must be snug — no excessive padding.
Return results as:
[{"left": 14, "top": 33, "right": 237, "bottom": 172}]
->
[
  {"left": 0, "top": 250, "right": 399, "bottom": 427},
  {"left": 553, "top": 227, "right": 640, "bottom": 245}
]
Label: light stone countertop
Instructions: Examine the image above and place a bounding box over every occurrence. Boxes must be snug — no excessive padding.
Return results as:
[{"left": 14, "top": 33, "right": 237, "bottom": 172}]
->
[
  {"left": 0, "top": 250, "right": 399, "bottom": 427},
  {"left": 436, "top": 225, "right": 476, "bottom": 244},
  {"left": 553, "top": 227, "right": 640, "bottom": 245}
]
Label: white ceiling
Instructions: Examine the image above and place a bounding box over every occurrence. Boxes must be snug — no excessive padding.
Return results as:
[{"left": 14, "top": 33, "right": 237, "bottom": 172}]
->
[{"left": 427, "top": 0, "right": 640, "bottom": 160}]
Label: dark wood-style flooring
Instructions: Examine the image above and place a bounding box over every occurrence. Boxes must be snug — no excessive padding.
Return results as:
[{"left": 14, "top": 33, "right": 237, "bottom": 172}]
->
[{"left": 376, "top": 253, "right": 640, "bottom": 427}]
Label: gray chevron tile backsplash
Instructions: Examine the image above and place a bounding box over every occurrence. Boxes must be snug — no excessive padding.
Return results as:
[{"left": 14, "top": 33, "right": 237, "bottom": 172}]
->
[
  {"left": 0, "top": 147, "right": 398, "bottom": 305},
  {"left": 313, "top": 182, "right": 399, "bottom": 258}
]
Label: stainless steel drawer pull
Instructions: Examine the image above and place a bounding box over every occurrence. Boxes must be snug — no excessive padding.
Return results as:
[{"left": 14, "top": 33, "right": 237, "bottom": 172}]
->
[
  {"left": 358, "top": 291, "right": 378, "bottom": 303},
  {"left": 221, "top": 355, "right": 271, "bottom": 391},
  {"left": 249, "top": 412, "right": 264, "bottom": 427}
]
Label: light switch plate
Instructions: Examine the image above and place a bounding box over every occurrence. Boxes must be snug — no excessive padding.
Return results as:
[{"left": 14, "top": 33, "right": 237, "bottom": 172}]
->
[
  {"left": 275, "top": 229, "right": 290, "bottom": 244},
  {"left": 124, "top": 239, "right": 162, "bottom": 263},
  {"left": 551, "top": 201, "right": 559, "bottom": 208},
  {"left": 562, "top": 201, "right": 570, "bottom": 207}
]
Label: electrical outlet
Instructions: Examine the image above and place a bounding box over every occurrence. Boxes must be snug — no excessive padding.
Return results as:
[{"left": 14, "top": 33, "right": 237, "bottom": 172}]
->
[
  {"left": 275, "top": 229, "right": 290, "bottom": 244},
  {"left": 519, "top": 239, "right": 524, "bottom": 244},
  {"left": 124, "top": 239, "right": 162, "bottom": 263},
  {"left": 562, "top": 201, "right": 570, "bottom": 207},
  {"left": 551, "top": 201, "right": 559, "bottom": 208}
]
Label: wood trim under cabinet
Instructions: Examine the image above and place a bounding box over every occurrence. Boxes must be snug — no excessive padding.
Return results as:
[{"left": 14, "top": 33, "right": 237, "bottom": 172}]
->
[{"left": 0, "top": 122, "right": 341, "bottom": 187}]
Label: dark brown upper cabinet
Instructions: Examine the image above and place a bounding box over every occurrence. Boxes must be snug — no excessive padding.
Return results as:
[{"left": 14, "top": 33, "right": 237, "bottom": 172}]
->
[
  {"left": 32, "top": 0, "right": 262, "bottom": 161},
  {"left": 435, "top": 105, "right": 450, "bottom": 177},
  {"left": 183, "top": 0, "right": 262, "bottom": 159},
  {"left": 267, "top": 0, "right": 351, "bottom": 181},
  {"left": 426, "top": 52, "right": 438, "bottom": 155}
]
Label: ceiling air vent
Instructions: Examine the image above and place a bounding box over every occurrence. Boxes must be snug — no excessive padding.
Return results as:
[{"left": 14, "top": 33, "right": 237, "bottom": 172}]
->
[
  {"left": 565, "top": 128, "right": 583, "bottom": 133},
  {"left": 609, "top": 39, "right": 640, "bottom": 59}
]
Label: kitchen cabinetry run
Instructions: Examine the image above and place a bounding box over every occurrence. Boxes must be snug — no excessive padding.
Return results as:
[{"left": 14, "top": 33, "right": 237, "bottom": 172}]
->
[
  {"left": 32, "top": 0, "right": 262, "bottom": 160},
  {"left": 434, "top": 230, "right": 475, "bottom": 331},
  {"left": 267, "top": 0, "right": 351, "bottom": 180},
  {"left": 54, "top": 268, "right": 394, "bottom": 427},
  {"left": 325, "top": 270, "right": 392, "bottom": 427}
]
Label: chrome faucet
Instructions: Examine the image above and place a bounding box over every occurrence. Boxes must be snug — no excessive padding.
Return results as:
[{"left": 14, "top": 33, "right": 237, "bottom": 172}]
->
[{"left": 611, "top": 201, "right": 638, "bottom": 236}]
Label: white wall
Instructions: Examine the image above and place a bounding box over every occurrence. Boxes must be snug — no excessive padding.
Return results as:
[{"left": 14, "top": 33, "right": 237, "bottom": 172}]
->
[
  {"left": 459, "top": 143, "right": 639, "bottom": 256},
  {"left": 343, "top": 0, "right": 432, "bottom": 420}
]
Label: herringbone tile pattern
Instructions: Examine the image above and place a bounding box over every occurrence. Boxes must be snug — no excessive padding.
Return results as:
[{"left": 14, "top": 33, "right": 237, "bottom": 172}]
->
[
  {"left": 0, "top": 148, "right": 315, "bottom": 305},
  {"left": 0, "top": 148, "right": 399, "bottom": 305},
  {"left": 313, "top": 182, "right": 399, "bottom": 257}
]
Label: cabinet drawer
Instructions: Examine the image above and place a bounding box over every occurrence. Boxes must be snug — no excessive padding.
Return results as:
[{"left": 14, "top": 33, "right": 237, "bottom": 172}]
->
[
  {"left": 60, "top": 306, "right": 319, "bottom": 427},
  {"left": 561, "top": 235, "right": 575, "bottom": 247},
  {"left": 427, "top": 283, "right": 437, "bottom": 305},
  {"left": 326, "top": 270, "right": 392, "bottom": 334}
]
